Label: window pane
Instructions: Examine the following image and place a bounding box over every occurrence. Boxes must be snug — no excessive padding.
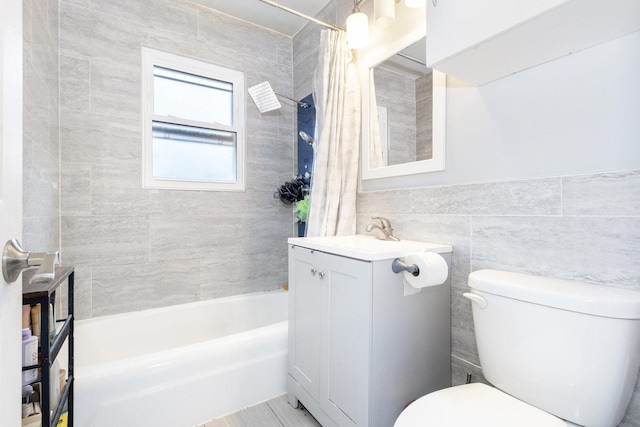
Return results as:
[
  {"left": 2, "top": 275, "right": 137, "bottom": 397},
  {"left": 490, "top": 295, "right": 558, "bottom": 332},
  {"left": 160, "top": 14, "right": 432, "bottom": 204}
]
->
[
  {"left": 154, "top": 66, "right": 233, "bottom": 125},
  {"left": 152, "top": 122, "right": 237, "bottom": 181}
]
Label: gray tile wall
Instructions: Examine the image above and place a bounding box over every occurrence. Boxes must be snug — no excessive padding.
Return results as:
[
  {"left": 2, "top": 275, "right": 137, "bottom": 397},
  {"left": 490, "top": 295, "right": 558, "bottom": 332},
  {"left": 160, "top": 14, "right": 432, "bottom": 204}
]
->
[
  {"left": 58, "top": 0, "right": 295, "bottom": 319},
  {"left": 23, "top": 0, "right": 60, "bottom": 253},
  {"left": 357, "top": 170, "right": 640, "bottom": 426},
  {"left": 293, "top": 0, "right": 352, "bottom": 101},
  {"left": 373, "top": 66, "right": 417, "bottom": 166},
  {"left": 415, "top": 71, "right": 432, "bottom": 161}
]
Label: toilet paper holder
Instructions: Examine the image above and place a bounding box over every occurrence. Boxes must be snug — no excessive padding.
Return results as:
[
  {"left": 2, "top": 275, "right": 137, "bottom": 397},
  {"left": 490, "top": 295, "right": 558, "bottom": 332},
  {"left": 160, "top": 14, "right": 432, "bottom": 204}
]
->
[{"left": 392, "top": 258, "right": 420, "bottom": 277}]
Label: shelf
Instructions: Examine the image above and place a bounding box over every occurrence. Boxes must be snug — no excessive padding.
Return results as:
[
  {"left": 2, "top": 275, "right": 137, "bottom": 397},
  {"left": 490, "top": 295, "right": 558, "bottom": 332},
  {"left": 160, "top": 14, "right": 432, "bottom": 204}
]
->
[
  {"left": 22, "top": 266, "right": 75, "bottom": 427},
  {"left": 22, "top": 266, "right": 74, "bottom": 299}
]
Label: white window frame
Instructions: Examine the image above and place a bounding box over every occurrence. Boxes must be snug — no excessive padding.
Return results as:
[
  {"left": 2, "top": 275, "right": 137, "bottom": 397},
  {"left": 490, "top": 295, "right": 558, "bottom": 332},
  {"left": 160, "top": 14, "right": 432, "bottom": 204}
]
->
[{"left": 141, "top": 47, "right": 245, "bottom": 191}]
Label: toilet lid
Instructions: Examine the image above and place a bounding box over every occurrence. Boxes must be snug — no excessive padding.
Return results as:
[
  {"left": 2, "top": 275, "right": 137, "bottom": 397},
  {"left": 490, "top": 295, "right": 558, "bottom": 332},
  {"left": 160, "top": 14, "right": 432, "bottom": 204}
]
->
[{"left": 394, "top": 383, "right": 568, "bottom": 427}]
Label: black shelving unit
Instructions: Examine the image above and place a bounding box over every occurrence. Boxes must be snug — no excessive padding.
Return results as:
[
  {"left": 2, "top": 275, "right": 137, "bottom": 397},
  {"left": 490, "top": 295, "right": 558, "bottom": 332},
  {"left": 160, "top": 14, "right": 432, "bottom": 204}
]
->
[{"left": 22, "top": 266, "right": 74, "bottom": 427}]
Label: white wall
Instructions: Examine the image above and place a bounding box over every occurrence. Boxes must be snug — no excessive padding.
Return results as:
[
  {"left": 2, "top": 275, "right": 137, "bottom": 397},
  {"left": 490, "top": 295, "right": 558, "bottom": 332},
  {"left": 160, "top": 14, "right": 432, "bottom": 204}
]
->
[{"left": 361, "top": 30, "right": 640, "bottom": 191}]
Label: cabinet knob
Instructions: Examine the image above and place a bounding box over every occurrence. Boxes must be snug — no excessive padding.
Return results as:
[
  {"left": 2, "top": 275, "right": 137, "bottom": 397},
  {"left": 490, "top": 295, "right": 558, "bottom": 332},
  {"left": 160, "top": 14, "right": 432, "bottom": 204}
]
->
[
  {"left": 311, "top": 268, "right": 317, "bottom": 275},
  {"left": 318, "top": 271, "right": 325, "bottom": 279}
]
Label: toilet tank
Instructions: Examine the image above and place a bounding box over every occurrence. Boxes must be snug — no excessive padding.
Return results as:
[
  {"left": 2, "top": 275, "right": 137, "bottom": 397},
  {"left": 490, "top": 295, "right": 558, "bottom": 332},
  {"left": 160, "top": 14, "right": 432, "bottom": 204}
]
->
[{"left": 466, "top": 269, "right": 640, "bottom": 427}]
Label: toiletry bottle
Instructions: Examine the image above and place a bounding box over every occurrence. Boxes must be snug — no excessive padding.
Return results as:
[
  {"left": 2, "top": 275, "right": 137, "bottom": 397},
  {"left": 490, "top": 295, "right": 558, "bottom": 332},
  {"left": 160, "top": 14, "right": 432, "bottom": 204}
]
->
[{"left": 22, "top": 328, "right": 38, "bottom": 385}]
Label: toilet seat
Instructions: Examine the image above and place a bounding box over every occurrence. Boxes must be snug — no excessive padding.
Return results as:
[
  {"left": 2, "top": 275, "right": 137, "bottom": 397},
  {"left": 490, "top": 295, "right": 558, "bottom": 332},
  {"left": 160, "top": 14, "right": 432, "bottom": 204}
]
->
[{"left": 393, "top": 383, "right": 568, "bottom": 427}]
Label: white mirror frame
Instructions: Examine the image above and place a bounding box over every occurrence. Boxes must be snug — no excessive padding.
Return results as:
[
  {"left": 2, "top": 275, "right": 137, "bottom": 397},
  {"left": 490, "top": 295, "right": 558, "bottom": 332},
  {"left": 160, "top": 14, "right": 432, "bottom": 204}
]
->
[{"left": 360, "top": 33, "right": 446, "bottom": 181}]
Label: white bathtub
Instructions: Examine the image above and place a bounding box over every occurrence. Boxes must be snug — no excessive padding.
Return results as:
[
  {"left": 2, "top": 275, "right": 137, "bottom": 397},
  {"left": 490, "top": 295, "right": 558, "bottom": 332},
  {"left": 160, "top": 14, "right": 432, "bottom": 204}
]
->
[{"left": 74, "top": 291, "right": 288, "bottom": 427}]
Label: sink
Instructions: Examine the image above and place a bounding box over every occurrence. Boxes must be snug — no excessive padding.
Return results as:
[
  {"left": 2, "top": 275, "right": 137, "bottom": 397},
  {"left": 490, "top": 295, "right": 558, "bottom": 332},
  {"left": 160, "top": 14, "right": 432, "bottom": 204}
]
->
[{"left": 288, "top": 235, "right": 452, "bottom": 261}]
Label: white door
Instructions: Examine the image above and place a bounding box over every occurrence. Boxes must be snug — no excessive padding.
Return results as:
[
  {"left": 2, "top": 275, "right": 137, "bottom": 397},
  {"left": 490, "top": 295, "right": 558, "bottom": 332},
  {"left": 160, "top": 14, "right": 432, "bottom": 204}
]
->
[{"left": 0, "top": 0, "right": 24, "bottom": 425}]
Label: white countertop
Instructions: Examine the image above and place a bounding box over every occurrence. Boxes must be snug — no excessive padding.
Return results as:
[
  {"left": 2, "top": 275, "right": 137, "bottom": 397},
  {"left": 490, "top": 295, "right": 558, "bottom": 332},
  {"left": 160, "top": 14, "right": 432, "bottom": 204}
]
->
[{"left": 288, "top": 235, "right": 452, "bottom": 261}]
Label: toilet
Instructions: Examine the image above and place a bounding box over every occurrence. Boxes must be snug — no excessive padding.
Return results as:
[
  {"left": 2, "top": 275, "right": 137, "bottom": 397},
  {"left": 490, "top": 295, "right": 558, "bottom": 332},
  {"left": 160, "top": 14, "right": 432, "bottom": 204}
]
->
[{"left": 395, "top": 269, "right": 640, "bottom": 427}]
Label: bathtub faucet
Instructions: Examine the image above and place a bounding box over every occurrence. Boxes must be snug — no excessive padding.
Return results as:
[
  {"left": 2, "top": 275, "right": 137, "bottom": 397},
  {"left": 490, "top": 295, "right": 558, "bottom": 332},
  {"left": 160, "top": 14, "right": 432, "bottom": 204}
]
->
[{"left": 366, "top": 217, "right": 400, "bottom": 241}]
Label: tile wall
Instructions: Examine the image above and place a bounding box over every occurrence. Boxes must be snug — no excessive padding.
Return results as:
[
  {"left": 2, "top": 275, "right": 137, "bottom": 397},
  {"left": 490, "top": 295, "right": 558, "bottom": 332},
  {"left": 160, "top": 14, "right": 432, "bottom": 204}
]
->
[
  {"left": 58, "top": 0, "right": 295, "bottom": 319},
  {"left": 357, "top": 170, "right": 640, "bottom": 426},
  {"left": 373, "top": 66, "right": 417, "bottom": 165},
  {"left": 23, "top": 0, "right": 60, "bottom": 253}
]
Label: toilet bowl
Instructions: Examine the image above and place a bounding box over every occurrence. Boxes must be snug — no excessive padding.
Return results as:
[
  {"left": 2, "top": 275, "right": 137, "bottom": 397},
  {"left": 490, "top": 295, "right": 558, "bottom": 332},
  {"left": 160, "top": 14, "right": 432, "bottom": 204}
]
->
[
  {"left": 394, "top": 269, "right": 640, "bottom": 427},
  {"left": 394, "top": 383, "right": 579, "bottom": 427}
]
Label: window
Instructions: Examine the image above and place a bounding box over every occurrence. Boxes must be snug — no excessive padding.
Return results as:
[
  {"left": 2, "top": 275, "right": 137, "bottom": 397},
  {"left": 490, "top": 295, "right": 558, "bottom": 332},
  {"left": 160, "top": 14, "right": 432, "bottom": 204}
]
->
[{"left": 142, "top": 48, "right": 245, "bottom": 191}]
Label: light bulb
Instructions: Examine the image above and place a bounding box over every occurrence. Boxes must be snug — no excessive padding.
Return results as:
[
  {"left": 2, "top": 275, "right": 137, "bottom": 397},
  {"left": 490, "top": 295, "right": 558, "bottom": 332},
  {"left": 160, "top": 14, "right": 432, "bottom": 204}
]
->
[
  {"left": 346, "top": 12, "right": 369, "bottom": 49},
  {"left": 374, "top": 0, "right": 395, "bottom": 28}
]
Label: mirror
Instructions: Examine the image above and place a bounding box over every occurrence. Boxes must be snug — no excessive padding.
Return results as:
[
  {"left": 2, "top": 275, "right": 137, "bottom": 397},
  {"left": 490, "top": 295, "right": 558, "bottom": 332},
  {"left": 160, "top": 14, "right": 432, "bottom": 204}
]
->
[{"left": 360, "top": 36, "right": 446, "bottom": 181}]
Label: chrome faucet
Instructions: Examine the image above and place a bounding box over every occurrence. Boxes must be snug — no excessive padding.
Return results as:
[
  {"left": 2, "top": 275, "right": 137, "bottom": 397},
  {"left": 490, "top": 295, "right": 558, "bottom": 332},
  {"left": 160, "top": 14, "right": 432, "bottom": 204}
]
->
[{"left": 366, "top": 216, "right": 400, "bottom": 241}]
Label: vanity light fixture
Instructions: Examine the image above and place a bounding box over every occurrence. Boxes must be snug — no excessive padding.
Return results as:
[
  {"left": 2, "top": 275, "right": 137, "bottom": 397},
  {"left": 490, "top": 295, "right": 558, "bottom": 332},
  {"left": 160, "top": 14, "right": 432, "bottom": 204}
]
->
[
  {"left": 404, "top": 0, "right": 427, "bottom": 8},
  {"left": 374, "top": 0, "right": 395, "bottom": 28},
  {"left": 347, "top": 0, "right": 370, "bottom": 49}
]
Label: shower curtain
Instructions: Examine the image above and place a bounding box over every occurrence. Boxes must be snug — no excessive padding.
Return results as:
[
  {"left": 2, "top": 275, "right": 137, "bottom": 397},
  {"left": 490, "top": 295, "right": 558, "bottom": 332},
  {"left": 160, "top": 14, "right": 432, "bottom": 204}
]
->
[{"left": 306, "top": 29, "right": 361, "bottom": 237}]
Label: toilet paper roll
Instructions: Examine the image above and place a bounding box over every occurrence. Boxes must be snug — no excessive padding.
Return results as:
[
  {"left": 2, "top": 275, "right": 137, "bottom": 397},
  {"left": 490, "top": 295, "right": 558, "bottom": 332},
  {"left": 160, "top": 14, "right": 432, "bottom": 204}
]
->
[{"left": 402, "top": 252, "right": 449, "bottom": 296}]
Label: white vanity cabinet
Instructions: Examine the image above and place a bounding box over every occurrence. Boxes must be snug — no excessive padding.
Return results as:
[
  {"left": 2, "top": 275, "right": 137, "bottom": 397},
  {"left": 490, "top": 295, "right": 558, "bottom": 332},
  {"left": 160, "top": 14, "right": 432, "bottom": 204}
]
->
[
  {"left": 426, "top": 0, "right": 640, "bottom": 85},
  {"left": 287, "top": 236, "right": 452, "bottom": 427}
]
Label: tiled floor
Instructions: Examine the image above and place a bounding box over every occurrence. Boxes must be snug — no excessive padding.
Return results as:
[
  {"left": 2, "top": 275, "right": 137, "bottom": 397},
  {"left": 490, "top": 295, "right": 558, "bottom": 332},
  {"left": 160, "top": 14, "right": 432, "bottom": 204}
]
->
[{"left": 197, "top": 395, "right": 322, "bottom": 427}]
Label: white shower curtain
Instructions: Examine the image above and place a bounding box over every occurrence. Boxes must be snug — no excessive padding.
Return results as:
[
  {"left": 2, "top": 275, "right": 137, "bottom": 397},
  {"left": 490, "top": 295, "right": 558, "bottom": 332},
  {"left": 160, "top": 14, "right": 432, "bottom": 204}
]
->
[{"left": 306, "top": 30, "right": 361, "bottom": 237}]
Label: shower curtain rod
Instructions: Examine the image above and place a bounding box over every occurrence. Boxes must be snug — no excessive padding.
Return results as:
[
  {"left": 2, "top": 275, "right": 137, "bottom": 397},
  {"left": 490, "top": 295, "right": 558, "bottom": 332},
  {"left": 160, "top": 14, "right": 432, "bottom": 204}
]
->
[{"left": 258, "top": 0, "right": 344, "bottom": 32}]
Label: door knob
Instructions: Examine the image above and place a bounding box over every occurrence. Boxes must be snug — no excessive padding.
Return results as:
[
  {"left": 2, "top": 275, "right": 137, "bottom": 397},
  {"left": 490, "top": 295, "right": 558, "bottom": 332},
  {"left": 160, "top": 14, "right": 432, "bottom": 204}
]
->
[{"left": 2, "top": 239, "right": 59, "bottom": 284}]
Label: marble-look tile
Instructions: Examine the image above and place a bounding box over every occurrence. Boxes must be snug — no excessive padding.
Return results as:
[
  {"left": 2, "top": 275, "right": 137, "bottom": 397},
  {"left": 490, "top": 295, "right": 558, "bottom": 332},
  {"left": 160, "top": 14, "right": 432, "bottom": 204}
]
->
[
  {"left": 374, "top": 66, "right": 410, "bottom": 101},
  {"left": 30, "top": 0, "right": 59, "bottom": 92},
  {"left": 292, "top": 2, "right": 334, "bottom": 67},
  {"left": 23, "top": 57, "right": 50, "bottom": 111},
  {"left": 23, "top": 0, "right": 33, "bottom": 52},
  {"left": 23, "top": 142, "right": 59, "bottom": 219},
  {"left": 23, "top": 101, "right": 50, "bottom": 155},
  {"left": 293, "top": 51, "right": 317, "bottom": 101},
  {"left": 199, "top": 236, "right": 288, "bottom": 299},
  {"left": 90, "top": 60, "right": 140, "bottom": 117},
  {"left": 59, "top": 2, "right": 148, "bottom": 66},
  {"left": 411, "top": 178, "right": 562, "bottom": 216},
  {"left": 89, "top": 0, "right": 198, "bottom": 37},
  {"left": 60, "top": 162, "right": 91, "bottom": 216},
  {"left": 68, "top": 266, "right": 92, "bottom": 321},
  {"left": 472, "top": 216, "right": 640, "bottom": 289},
  {"left": 357, "top": 190, "right": 413, "bottom": 216},
  {"left": 148, "top": 215, "right": 239, "bottom": 263},
  {"left": 145, "top": 30, "right": 227, "bottom": 68},
  {"left": 91, "top": 259, "right": 201, "bottom": 316},
  {"left": 22, "top": 216, "right": 59, "bottom": 254},
  {"left": 451, "top": 355, "right": 486, "bottom": 387},
  {"left": 562, "top": 170, "right": 640, "bottom": 216},
  {"left": 60, "top": 109, "right": 141, "bottom": 165},
  {"left": 246, "top": 134, "right": 294, "bottom": 164},
  {"left": 57, "top": 0, "right": 296, "bottom": 321},
  {"left": 277, "top": 34, "right": 293, "bottom": 68},
  {"left": 90, "top": 164, "right": 149, "bottom": 216},
  {"left": 197, "top": 7, "right": 279, "bottom": 65},
  {"left": 61, "top": 0, "right": 89, "bottom": 6},
  {"left": 61, "top": 215, "right": 149, "bottom": 266}
]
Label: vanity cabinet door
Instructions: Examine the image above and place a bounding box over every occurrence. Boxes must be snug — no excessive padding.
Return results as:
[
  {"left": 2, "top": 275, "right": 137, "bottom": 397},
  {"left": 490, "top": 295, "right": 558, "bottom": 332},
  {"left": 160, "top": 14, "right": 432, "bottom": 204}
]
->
[
  {"left": 289, "top": 247, "right": 322, "bottom": 402},
  {"left": 320, "top": 252, "right": 371, "bottom": 427},
  {"left": 288, "top": 246, "right": 373, "bottom": 427}
]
